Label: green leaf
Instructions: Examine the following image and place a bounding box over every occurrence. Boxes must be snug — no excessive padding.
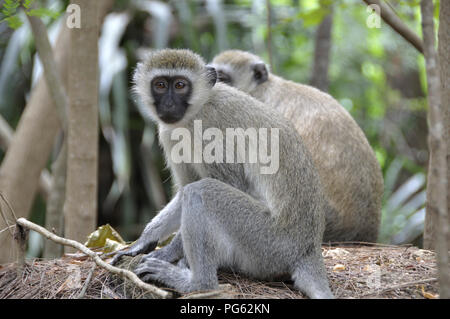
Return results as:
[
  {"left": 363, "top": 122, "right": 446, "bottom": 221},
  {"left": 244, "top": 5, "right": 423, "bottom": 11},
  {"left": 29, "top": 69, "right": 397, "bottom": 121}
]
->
[
  {"left": 2, "top": 0, "right": 20, "bottom": 17},
  {"left": 1, "top": 15, "right": 23, "bottom": 29},
  {"left": 297, "top": 7, "right": 330, "bottom": 27},
  {"left": 27, "top": 8, "right": 60, "bottom": 19},
  {"left": 23, "top": 0, "right": 36, "bottom": 9}
]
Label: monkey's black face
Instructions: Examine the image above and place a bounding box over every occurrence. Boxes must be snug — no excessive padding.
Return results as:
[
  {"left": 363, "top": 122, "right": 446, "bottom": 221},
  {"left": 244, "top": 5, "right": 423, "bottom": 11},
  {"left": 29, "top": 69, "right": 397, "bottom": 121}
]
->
[
  {"left": 151, "top": 76, "right": 192, "bottom": 124},
  {"left": 217, "top": 69, "right": 233, "bottom": 85}
]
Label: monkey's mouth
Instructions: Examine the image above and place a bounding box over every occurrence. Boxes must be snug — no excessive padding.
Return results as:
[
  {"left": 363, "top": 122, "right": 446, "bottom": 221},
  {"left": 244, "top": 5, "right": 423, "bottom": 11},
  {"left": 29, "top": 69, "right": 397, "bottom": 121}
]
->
[{"left": 157, "top": 112, "right": 184, "bottom": 124}]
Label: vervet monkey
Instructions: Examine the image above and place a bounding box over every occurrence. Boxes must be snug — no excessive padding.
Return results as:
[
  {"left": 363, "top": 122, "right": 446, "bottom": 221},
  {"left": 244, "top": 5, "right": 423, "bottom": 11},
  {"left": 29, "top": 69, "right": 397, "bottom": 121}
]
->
[
  {"left": 211, "top": 50, "right": 383, "bottom": 242},
  {"left": 112, "top": 49, "right": 334, "bottom": 299}
]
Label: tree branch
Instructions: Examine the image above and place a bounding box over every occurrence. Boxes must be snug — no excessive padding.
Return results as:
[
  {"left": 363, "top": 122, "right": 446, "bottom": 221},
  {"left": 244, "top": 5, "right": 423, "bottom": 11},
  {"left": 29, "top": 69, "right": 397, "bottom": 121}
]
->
[
  {"left": 0, "top": 114, "right": 51, "bottom": 200},
  {"left": 26, "top": 15, "right": 68, "bottom": 129},
  {"left": 15, "top": 217, "right": 172, "bottom": 299},
  {"left": 362, "top": 0, "right": 424, "bottom": 54}
]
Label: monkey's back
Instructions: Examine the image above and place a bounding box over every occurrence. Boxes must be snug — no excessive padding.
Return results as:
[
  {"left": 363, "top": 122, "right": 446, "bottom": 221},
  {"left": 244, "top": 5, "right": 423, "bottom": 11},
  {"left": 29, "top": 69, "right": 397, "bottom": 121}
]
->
[
  {"left": 170, "top": 83, "right": 327, "bottom": 241},
  {"left": 252, "top": 75, "right": 384, "bottom": 242}
]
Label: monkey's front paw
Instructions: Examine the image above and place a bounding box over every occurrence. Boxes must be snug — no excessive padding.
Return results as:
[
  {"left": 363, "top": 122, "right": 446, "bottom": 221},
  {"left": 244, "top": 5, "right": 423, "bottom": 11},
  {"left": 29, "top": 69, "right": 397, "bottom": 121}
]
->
[
  {"left": 110, "top": 240, "right": 158, "bottom": 265},
  {"left": 142, "top": 246, "right": 180, "bottom": 264},
  {"left": 135, "top": 257, "right": 191, "bottom": 292}
]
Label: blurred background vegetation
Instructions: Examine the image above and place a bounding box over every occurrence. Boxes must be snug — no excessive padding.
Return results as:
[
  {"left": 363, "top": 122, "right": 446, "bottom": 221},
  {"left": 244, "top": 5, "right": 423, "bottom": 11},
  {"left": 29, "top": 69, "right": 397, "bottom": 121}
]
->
[{"left": 0, "top": 0, "right": 438, "bottom": 257}]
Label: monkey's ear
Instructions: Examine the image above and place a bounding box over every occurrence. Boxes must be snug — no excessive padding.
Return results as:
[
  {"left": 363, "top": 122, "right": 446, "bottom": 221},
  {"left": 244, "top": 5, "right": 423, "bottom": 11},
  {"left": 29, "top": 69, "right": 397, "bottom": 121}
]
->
[
  {"left": 205, "top": 65, "right": 217, "bottom": 87},
  {"left": 252, "top": 63, "right": 268, "bottom": 84}
]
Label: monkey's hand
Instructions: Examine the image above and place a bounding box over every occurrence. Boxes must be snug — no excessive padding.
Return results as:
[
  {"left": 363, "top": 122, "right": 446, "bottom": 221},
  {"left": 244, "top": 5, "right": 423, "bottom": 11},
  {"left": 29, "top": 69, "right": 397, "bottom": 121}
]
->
[
  {"left": 111, "top": 191, "right": 183, "bottom": 265},
  {"left": 110, "top": 238, "right": 158, "bottom": 265}
]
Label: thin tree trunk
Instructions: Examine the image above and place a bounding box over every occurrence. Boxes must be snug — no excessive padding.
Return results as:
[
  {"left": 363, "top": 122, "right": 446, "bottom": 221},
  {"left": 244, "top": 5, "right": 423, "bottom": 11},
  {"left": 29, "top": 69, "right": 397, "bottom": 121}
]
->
[
  {"left": 140, "top": 126, "right": 167, "bottom": 210},
  {"left": 27, "top": 12, "right": 70, "bottom": 259},
  {"left": 310, "top": 4, "right": 333, "bottom": 92},
  {"left": 64, "top": 0, "right": 100, "bottom": 250},
  {"left": 0, "top": 114, "right": 51, "bottom": 200},
  {"left": 421, "top": 0, "right": 450, "bottom": 298},
  {"left": 0, "top": 0, "right": 114, "bottom": 263},
  {"left": 43, "top": 141, "right": 67, "bottom": 258},
  {"left": 0, "top": 24, "right": 68, "bottom": 264},
  {"left": 440, "top": 0, "right": 450, "bottom": 251}
]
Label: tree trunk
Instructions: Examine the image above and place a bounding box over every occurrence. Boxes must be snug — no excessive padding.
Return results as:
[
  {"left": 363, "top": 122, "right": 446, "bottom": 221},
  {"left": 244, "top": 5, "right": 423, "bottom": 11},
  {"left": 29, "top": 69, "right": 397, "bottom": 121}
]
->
[
  {"left": 421, "top": 0, "right": 450, "bottom": 298},
  {"left": 0, "top": 26, "right": 68, "bottom": 264},
  {"left": 0, "top": 0, "right": 114, "bottom": 263},
  {"left": 310, "top": 5, "right": 333, "bottom": 93},
  {"left": 0, "top": 114, "right": 51, "bottom": 200},
  {"left": 440, "top": 0, "right": 450, "bottom": 250},
  {"left": 64, "top": 0, "right": 100, "bottom": 250},
  {"left": 43, "top": 141, "right": 67, "bottom": 258}
]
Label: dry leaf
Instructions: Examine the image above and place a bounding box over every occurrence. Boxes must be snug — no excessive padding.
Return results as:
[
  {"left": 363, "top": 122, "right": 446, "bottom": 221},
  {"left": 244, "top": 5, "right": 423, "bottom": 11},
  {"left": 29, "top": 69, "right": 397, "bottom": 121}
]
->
[
  {"left": 421, "top": 286, "right": 438, "bottom": 299},
  {"left": 363, "top": 264, "right": 380, "bottom": 272},
  {"left": 324, "top": 248, "right": 350, "bottom": 258},
  {"left": 333, "top": 264, "right": 346, "bottom": 271},
  {"left": 85, "top": 224, "right": 126, "bottom": 253}
]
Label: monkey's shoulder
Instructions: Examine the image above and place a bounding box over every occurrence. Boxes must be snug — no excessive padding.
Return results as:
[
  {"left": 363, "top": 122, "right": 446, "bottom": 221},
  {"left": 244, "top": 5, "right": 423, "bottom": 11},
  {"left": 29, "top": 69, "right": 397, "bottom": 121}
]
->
[{"left": 205, "top": 83, "right": 290, "bottom": 128}]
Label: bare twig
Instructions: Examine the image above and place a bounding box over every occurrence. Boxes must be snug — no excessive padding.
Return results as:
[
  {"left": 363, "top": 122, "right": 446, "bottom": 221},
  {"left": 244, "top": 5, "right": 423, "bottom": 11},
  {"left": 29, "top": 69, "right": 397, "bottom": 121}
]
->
[
  {"left": 77, "top": 263, "right": 96, "bottom": 299},
  {"left": 0, "top": 192, "right": 18, "bottom": 223},
  {"left": 360, "top": 278, "right": 437, "bottom": 297},
  {"left": 362, "top": 0, "right": 424, "bottom": 54},
  {"left": 15, "top": 218, "right": 172, "bottom": 299}
]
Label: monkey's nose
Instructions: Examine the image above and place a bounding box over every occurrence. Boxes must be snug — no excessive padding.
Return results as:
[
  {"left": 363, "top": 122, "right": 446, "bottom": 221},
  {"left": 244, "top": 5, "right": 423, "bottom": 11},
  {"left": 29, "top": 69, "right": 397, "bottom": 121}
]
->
[{"left": 163, "top": 103, "right": 176, "bottom": 110}]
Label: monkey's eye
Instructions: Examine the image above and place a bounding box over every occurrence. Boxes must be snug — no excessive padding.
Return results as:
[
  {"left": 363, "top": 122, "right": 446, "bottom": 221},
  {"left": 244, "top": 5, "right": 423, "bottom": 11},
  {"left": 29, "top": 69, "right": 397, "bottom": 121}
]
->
[
  {"left": 174, "top": 80, "right": 186, "bottom": 90},
  {"left": 155, "top": 82, "right": 166, "bottom": 89},
  {"left": 175, "top": 82, "right": 185, "bottom": 89},
  {"left": 152, "top": 78, "right": 168, "bottom": 93},
  {"left": 173, "top": 79, "right": 189, "bottom": 94}
]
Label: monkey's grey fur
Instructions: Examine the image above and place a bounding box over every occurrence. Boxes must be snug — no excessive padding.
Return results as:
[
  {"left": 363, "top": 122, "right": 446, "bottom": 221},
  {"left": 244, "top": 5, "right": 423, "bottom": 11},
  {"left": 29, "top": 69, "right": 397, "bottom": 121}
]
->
[
  {"left": 112, "top": 49, "right": 334, "bottom": 299},
  {"left": 211, "top": 50, "right": 384, "bottom": 243}
]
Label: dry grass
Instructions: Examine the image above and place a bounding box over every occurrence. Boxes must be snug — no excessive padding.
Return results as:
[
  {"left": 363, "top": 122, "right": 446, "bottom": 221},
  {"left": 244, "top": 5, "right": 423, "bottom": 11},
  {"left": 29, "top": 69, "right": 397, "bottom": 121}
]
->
[{"left": 0, "top": 244, "right": 440, "bottom": 299}]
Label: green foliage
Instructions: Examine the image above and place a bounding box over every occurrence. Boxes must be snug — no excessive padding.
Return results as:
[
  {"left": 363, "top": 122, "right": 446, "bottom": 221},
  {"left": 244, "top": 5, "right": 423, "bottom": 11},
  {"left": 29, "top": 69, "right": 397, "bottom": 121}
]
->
[
  {"left": 1, "top": 0, "right": 22, "bottom": 28},
  {"left": 27, "top": 8, "right": 60, "bottom": 19},
  {"left": 2, "top": 0, "right": 21, "bottom": 17},
  {"left": 296, "top": 6, "right": 331, "bottom": 27},
  {"left": 0, "top": 0, "right": 60, "bottom": 29},
  {"left": 379, "top": 159, "right": 426, "bottom": 244},
  {"left": 3, "top": 15, "right": 23, "bottom": 29}
]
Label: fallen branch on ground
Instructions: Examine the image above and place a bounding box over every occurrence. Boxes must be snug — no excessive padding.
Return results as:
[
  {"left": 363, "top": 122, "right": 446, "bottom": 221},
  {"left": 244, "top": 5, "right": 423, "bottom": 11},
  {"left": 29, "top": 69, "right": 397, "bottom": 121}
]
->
[{"left": 15, "top": 218, "right": 172, "bottom": 299}]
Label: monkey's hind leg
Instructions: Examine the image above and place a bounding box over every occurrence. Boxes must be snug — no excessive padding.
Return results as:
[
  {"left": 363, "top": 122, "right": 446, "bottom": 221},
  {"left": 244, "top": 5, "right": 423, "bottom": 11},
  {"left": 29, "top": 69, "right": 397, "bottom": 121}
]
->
[
  {"left": 135, "top": 179, "right": 221, "bottom": 292},
  {"left": 135, "top": 178, "right": 270, "bottom": 293},
  {"left": 135, "top": 178, "right": 333, "bottom": 298}
]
